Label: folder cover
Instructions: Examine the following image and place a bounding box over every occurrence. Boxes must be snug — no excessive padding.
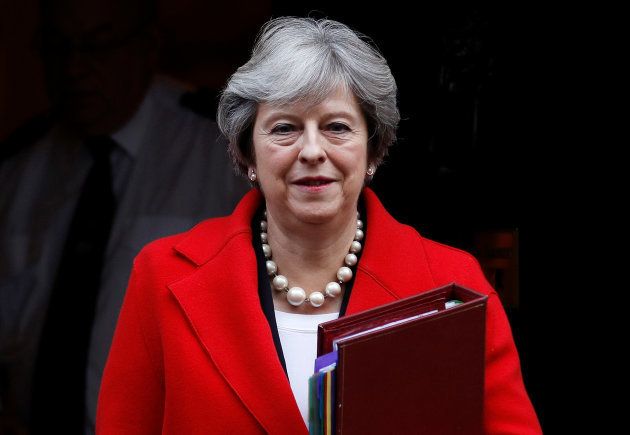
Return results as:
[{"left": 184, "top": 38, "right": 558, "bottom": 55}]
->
[{"left": 316, "top": 283, "right": 487, "bottom": 434}]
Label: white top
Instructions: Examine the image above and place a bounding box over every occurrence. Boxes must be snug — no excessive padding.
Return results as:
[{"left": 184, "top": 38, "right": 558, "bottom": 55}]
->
[
  {"left": 275, "top": 309, "right": 340, "bottom": 427},
  {"left": 0, "top": 76, "right": 250, "bottom": 434}
]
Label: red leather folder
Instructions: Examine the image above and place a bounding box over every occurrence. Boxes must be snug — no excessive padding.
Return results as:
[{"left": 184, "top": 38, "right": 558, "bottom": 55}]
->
[{"left": 317, "top": 283, "right": 487, "bottom": 435}]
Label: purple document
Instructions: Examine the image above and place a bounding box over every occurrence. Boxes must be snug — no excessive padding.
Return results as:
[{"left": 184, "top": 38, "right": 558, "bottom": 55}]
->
[{"left": 314, "top": 350, "right": 338, "bottom": 373}]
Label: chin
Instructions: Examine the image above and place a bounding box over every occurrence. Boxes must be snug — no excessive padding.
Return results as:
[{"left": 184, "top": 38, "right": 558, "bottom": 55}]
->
[{"left": 291, "top": 204, "right": 340, "bottom": 225}]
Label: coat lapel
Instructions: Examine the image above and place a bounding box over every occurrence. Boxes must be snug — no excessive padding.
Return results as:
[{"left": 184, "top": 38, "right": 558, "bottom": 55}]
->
[{"left": 168, "top": 190, "right": 306, "bottom": 434}]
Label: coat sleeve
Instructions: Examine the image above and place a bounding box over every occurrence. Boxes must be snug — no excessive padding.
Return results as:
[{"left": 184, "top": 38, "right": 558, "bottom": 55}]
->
[
  {"left": 428, "top": 242, "right": 542, "bottom": 434},
  {"left": 456, "top": 255, "right": 542, "bottom": 435},
  {"left": 96, "top": 254, "right": 165, "bottom": 434},
  {"left": 483, "top": 291, "right": 542, "bottom": 434}
]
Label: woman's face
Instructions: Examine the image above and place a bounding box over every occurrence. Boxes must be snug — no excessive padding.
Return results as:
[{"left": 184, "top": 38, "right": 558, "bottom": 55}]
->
[{"left": 252, "top": 87, "right": 369, "bottom": 226}]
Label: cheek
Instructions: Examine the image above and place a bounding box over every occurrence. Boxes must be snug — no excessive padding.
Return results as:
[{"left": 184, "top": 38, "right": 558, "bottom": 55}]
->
[
  {"left": 257, "top": 147, "right": 294, "bottom": 181},
  {"left": 338, "top": 148, "right": 368, "bottom": 178}
]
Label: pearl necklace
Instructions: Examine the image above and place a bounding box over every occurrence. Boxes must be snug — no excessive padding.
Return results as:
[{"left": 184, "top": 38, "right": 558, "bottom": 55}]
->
[{"left": 260, "top": 211, "right": 364, "bottom": 308}]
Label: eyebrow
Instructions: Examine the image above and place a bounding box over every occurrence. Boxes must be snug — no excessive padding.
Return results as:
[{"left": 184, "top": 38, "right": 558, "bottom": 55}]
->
[
  {"left": 322, "top": 111, "right": 359, "bottom": 121},
  {"left": 261, "top": 110, "right": 359, "bottom": 124}
]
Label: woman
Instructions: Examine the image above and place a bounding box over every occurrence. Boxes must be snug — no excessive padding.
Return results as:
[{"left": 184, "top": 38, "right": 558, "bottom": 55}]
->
[{"left": 97, "top": 17, "right": 541, "bottom": 434}]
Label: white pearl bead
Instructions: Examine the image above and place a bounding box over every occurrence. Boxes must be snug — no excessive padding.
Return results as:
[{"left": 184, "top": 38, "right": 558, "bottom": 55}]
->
[
  {"left": 337, "top": 266, "right": 353, "bottom": 283},
  {"left": 260, "top": 232, "right": 268, "bottom": 243},
  {"left": 349, "top": 241, "right": 362, "bottom": 253},
  {"left": 287, "top": 287, "right": 306, "bottom": 306},
  {"left": 344, "top": 253, "right": 358, "bottom": 266},
  {"left": 325, "top": 282, "right": 342, "bottom": 297},
  {"left": 357, "top": 219, "right": 363, "bottom": 229},
  {"left": 266, "top": 260, "right": 277, "bottom": 275},
  {"left": 272, "top": 275, "right": 288, "bottom": 291},
  {"left": 262, "top": 244, "right": 271, "bottom": 258},
  {"left": 309, "top": 291, "right": 325, "bottom": 307},
  {"left": 355, "top": 229, "right": 364, "bottom": 241},
  {"left": 260, "top": 221, "right": 267, "bottom": 231}
]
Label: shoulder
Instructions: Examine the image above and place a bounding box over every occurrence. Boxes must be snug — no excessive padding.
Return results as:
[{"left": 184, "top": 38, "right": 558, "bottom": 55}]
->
[
  {"left": 128, "top": 217, "right": 232, "bottom": 297},
  {"left": 419, "top": 236, "right": 494, "bottom": 296},
  {"left": 379, "top": 217, "right": 492, "bottom": 295},
  {"left": 420, "top": 237, "right": 481, "bottom": 275},
  {"left": 134, "top": 215, "right": 237, "bottom": 269},
  {"left": 363, "top": 187, "right": 481, "bottom": 276},
  {"left": 132, "top": 190, "right": 259, "bottom": 277},
  {"left": 362, "top": 188, "right": 493, "bottom": 296}
]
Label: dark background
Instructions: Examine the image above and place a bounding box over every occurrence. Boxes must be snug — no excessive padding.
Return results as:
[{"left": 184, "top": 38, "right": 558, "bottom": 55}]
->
[{"left": 2, "top": 0, "right": 573, "bottom": 431}]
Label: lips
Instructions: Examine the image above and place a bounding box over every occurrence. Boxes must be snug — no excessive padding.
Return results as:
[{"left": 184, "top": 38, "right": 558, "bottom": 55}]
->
[
  {"left": 292, "top": 176, "right": 336, "bottom": 193},
  {"left": 293, "top": 176, "right": 335, "bottom": 186}
]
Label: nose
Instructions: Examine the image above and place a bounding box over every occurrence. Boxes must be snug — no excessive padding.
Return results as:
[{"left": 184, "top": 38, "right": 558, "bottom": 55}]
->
[{"left": 298, "top": 127, "right": 326, "bottom": 165}]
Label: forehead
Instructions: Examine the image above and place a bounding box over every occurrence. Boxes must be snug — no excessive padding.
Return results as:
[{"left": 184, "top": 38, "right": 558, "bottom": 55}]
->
[{"left": 258, "top": 87, "right": 363, "bottom": 119}]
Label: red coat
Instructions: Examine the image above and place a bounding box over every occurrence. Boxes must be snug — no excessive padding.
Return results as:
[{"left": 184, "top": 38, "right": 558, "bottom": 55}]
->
[{"left": 97, "top": 188, "right": 541, "bottom": 434}]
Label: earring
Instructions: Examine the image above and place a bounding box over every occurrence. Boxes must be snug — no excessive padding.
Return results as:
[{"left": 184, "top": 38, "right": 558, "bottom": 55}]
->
[
  {"left": 366, "top": 165, "right": 376, "bottom": 176},
  {"left": 249, "top": 169, "right": 257, "bottom": 182}
]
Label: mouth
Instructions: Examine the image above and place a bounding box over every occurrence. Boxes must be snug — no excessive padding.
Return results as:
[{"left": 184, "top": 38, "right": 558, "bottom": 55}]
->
[
  {"left": 294, "top": 176, "right": 335, "bottom": 185},
  {"left": 293, "top": 176, "right": 335, "bottom": 191}
]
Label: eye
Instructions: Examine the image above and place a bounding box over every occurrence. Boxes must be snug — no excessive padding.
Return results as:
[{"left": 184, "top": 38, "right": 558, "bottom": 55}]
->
[
  {"left": 270, "top": 123, "right": 296, "bottom": 135},
  {"left": 327, "top": 122, "right": 351, "bottom": 134}
]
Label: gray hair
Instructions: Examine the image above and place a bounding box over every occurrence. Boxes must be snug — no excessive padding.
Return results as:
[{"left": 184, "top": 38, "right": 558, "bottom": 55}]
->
[{"left": 217, "top": 17, "right": 400, "bottom": 176}]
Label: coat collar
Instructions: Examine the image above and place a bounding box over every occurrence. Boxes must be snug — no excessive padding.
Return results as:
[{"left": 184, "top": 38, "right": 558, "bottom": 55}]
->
[
  {"left": 168, "top": 188, "right": 437, "bottom": 432},
  {"left": 173, "top": 188, "right": 262, "bottom": 266}
]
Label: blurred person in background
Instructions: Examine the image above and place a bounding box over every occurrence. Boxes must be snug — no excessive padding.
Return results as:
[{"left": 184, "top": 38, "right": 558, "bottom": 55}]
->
[{"left": 0, "top": 0, "right": 248, "bottom": 433}]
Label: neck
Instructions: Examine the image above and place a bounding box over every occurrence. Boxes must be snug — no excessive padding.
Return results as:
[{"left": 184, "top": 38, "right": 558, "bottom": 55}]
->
[{"left": 265, "top": 206, "right": 358, "bottom": 312}]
